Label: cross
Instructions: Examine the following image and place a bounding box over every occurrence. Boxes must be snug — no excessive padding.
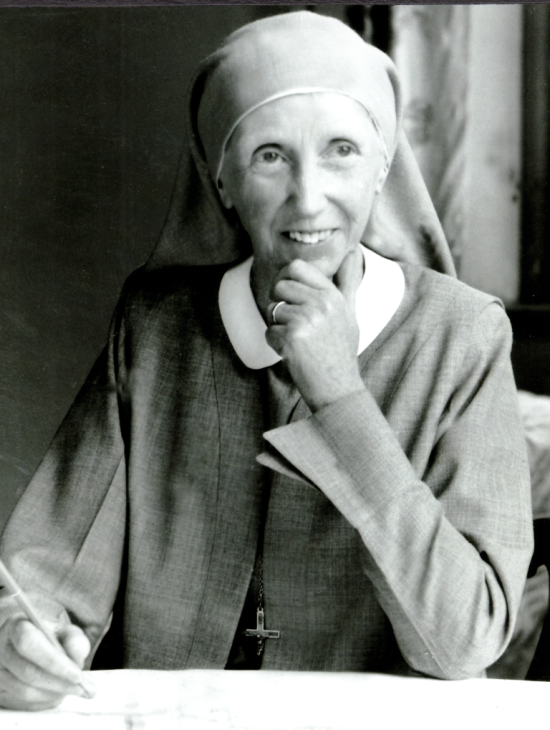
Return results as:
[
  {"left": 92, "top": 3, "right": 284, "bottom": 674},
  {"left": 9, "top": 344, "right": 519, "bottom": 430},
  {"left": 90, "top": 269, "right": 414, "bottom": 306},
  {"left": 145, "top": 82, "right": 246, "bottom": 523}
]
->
[{"left": 244, "top": 608, "right": 280, "bottom": 655}]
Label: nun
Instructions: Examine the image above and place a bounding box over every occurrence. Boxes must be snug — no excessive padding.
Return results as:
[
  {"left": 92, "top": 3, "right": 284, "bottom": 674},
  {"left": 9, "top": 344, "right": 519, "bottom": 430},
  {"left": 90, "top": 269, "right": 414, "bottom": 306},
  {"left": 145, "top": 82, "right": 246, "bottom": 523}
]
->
[{"left": 0, "top": 11, "right": 532, "bottom": 710}]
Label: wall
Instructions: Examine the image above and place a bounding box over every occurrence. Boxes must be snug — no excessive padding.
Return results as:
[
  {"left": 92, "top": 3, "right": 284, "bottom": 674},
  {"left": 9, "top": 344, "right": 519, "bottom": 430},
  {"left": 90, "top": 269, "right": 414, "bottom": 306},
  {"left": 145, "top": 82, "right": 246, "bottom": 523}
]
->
[{"left": 0, "top": 6, "right": 270, "bottom": 528}]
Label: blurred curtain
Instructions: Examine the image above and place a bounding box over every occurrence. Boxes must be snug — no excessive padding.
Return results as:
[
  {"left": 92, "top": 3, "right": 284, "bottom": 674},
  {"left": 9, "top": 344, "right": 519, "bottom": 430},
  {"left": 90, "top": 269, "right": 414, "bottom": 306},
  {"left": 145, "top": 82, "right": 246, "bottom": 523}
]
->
[
  {"left": 391, "top": 5, "right": 522, "bottom": 305},
  {"left": 392, "top": 5, "right": 468, "bottom": 271}
]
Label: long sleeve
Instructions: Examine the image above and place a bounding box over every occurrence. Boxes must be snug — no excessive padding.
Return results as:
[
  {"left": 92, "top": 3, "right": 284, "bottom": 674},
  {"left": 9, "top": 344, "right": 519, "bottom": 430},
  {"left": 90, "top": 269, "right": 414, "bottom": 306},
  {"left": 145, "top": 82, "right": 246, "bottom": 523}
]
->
[
  {"left": 0, "top": 312, "right": 127, "bottom": 650},
  {"left": 0, "top": 263, "right": 269, "bottom": 670},
  {"left": 259, "top": 300, "right": 533, "bottom": 679}
]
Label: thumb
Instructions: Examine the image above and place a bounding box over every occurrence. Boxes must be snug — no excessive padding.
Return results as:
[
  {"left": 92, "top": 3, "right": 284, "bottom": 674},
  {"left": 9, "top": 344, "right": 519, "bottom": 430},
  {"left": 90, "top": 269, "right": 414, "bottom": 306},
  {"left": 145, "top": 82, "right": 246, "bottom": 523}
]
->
[
  {"left": 57, "top": 625, "right": 91, "bottom": 670},
  {"left": 334, "top": 247, "right": 364, "bottom": 309}
]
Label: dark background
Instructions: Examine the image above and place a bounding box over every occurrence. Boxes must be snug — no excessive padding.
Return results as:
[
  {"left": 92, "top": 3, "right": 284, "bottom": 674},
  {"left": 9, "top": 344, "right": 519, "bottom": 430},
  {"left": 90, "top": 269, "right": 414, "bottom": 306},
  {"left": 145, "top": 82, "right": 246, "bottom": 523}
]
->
[{"left": 0, "top": 5, "right": 292, "bottom": 527}]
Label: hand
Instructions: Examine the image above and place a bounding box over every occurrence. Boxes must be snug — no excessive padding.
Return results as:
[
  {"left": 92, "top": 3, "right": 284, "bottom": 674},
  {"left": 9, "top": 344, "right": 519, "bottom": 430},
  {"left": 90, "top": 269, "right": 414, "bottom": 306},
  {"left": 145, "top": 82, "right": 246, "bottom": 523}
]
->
[
  {"left": 0, "top": 614, "right": 94, "bottom": 711},
  {"left": 266, "top": 249, "right": 366, "bottom": 412}
]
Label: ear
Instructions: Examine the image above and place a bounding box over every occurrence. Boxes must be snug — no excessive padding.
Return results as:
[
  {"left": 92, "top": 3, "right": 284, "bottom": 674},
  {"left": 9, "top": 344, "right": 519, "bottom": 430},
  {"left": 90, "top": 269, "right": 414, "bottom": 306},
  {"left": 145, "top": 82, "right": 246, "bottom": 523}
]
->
[
  {"left": 374, "top": 163, "right": 389, "bottom": 197},
  {"left": 217, "top": 177, "right": 234, "bottom": 210}
]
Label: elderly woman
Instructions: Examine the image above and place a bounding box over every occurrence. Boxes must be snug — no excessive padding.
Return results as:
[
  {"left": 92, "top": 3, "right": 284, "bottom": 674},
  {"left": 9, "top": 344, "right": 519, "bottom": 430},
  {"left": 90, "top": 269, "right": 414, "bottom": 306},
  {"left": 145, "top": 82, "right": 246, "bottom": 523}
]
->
[{"left": 0, "top": 11, "right": 532, "bottom": 710}]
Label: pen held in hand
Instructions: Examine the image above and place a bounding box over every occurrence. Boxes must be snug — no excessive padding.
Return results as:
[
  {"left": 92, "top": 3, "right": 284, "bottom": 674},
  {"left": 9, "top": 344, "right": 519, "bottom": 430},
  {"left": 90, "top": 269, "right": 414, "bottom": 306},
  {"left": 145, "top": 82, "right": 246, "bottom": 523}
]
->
[{"left": 0, "top": 557, "right": 94, "bottom": 699}]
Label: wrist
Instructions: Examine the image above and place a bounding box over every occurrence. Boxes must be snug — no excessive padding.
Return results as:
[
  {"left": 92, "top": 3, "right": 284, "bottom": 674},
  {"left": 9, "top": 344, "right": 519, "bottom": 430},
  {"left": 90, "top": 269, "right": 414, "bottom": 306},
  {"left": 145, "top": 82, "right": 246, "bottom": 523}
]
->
[{"left": 305, "top": 378, "right": 366, "bottom": 413}]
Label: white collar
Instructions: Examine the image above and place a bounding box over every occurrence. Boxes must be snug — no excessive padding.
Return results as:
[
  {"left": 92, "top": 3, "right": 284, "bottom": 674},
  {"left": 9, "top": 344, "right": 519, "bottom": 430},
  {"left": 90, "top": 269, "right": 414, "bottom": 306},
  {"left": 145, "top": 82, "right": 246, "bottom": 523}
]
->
[{"left": 218, "top": 246, "right": 405, "bottom": 370}]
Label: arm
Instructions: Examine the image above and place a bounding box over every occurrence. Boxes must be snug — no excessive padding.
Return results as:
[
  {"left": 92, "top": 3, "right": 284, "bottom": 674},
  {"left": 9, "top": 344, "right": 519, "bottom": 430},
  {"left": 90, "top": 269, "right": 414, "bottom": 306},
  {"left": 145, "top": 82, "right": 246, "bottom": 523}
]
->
[
  {"left": 263, "top": 281, "right": 533, "bottom": 678},
  {"left": 0, "top": 307, "right": 128, "bottom": 708}
]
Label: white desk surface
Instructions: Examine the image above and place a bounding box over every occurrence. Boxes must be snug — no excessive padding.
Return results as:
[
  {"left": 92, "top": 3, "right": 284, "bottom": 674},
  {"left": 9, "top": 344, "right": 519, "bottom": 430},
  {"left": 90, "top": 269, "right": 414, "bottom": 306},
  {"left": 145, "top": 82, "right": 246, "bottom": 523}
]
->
[{"left": 0, "top": 670, "right": 547, "bottom": 730}]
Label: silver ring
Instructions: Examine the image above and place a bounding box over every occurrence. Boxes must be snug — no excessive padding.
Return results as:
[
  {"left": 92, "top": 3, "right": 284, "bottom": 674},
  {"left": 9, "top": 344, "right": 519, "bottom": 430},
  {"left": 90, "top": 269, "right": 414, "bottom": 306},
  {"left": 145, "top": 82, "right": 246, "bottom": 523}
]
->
[{"left": 271, "top": 301, "right": 285, "bottom": 325}]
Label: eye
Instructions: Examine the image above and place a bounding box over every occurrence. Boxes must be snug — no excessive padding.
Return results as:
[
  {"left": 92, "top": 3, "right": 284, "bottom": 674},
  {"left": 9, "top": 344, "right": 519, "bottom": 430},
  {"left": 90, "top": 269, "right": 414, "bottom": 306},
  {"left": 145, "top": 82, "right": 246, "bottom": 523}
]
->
[
  {"left": 250, "top": 145, "right": 289, "bottom": 176},
  {"left": 260, "top": 150, "right": 281, "bottom": 163},
  {"left": 336, "top": 144, "right": 353, "bottom": 157},
  {"left": 330, "top": 140, "right": 358, "bottom": 158},
  {"left": 252, "top": 146, "right": 285, "bottom": 166}
]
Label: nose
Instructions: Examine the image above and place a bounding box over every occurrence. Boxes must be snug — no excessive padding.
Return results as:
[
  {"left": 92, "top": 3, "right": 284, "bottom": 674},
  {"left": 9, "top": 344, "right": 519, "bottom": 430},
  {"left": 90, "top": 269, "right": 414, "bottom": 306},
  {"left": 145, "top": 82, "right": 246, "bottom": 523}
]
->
[{"left": 289, "top": 158, "right": 327, "bottom": 219}]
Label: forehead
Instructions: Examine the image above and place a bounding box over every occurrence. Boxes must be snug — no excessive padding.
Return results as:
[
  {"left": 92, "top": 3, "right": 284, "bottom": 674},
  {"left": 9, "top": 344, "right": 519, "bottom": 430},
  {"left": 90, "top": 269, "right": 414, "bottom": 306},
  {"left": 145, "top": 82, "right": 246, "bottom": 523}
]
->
[{"left": 227, "top": 93, "right": 380, "bottom": 152}]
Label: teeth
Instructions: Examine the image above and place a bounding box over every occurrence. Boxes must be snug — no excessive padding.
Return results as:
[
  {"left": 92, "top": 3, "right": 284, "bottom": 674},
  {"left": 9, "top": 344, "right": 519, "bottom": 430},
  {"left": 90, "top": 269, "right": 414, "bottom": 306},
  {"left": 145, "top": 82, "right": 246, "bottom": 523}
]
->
[{"left": 287, "top": 230, "right": 332, "bottom": 243}]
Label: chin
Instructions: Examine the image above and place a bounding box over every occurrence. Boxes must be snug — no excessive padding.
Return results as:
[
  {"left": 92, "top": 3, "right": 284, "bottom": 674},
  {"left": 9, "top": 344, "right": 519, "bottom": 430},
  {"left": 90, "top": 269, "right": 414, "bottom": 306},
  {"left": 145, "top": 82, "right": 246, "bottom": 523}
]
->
[
  {"left": 306, "top": 258, "right": 340, "bottom": 279},
  {"left": 303, "top": 248, "right": 357, "bottom": 280}
]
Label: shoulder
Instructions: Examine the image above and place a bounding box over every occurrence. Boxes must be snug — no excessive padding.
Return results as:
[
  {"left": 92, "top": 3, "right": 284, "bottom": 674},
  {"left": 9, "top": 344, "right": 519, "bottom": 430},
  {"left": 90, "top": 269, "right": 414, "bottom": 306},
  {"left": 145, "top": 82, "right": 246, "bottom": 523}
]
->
[
  {"left": 403, "top": 263, "right": 503, "bottom": 318},
  {"left": 115, "top": 263, "right": 233, "bottom": 328},
  {"left": 110, "top": 263, "right": 232, "bottom": 347},
  {"left": 383, "top": 263, "right": 513, "bottom": 371},
  {"left": 401, "top": 263, "right": 510, "bottom": 338},
  {"left": 120, "top": 263, "right": 229, "bottom": 312}
]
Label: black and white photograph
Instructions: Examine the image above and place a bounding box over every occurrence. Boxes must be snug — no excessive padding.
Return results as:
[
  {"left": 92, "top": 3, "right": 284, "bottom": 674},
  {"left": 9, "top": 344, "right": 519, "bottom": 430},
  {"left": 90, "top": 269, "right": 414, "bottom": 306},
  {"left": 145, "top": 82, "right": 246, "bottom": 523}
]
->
[{"left": 0, "top": 2, "right": 548, "bottom": 727}]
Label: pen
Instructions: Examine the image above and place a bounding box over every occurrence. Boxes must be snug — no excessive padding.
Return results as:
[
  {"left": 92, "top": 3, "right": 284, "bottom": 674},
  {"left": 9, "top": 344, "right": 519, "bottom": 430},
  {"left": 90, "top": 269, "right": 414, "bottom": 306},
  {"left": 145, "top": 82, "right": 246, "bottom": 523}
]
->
[{"left": 0, "top": 557, "right": 94, "bottom": 699}]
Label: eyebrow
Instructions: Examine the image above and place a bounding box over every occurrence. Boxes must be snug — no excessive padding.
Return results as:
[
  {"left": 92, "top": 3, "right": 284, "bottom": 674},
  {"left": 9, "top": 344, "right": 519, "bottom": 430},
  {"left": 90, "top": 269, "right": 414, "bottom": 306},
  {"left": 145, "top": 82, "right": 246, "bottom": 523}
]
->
[
  {"left": 215, "top": 88, "right": 390, "bottom": 183},
  {"left": 252, "top": 142, "right": 284, "bottom": 154}
]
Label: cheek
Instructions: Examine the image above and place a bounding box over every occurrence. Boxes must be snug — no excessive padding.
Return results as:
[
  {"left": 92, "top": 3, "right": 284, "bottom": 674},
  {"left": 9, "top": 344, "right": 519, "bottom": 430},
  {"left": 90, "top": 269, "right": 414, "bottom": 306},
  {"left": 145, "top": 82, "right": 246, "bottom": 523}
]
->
[
  {"left": 344, "top": 168, "right": 382, "bottom": 226},
  {"left": 233, "top": 180, "right": 283, "bottom": 233}
]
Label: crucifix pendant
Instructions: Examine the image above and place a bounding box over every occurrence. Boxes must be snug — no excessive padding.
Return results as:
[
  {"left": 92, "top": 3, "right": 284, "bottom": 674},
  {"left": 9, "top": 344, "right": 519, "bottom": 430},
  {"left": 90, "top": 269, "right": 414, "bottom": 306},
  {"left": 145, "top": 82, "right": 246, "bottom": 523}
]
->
[{"left": 244, "top": 608, "right": 280, "bottom": 656}]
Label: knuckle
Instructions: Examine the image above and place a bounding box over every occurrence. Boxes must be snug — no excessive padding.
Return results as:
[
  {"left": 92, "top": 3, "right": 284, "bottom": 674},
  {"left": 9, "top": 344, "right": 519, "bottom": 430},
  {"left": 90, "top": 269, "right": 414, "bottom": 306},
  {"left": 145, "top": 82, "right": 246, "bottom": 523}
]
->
[
  {"left": 11, "top": 623, "right": 44, "bottom": 663},
  {"left": 320, "top": 293, "right": 334, "bottom": 312},
  {"left": 10, "top": 619, "right": 30, "bottom": 648},
  {"left": 290, "top": 324, "right": 308, "bottom": 344},
  {"left": 18, "top": 636, "right": 37, "bottom": 660},
  {"left": 307, "top": 307, "right": 323, "bottom": 327}
]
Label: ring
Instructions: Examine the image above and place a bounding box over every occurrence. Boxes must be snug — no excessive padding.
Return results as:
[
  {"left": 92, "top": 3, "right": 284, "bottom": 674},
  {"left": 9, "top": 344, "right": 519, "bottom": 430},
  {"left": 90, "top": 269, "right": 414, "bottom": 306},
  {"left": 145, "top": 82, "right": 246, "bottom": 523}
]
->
[{"left": 271, "top": 301, "right": 285, "bottom": 325}]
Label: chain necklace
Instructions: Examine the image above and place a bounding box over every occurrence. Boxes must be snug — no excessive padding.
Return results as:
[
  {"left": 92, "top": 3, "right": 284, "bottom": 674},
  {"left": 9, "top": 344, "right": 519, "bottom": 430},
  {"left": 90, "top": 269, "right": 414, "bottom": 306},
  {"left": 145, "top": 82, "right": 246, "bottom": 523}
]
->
[{"left": 243, "top": 532, "right": 280, "bottom": 655}]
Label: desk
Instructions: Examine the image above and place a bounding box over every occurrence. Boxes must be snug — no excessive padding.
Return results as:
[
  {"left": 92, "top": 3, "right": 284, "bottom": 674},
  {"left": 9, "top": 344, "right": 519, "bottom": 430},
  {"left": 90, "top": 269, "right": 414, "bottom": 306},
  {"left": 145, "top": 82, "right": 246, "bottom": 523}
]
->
[{"left": 0, "top": 670, "right": 547, "bottom": 729}]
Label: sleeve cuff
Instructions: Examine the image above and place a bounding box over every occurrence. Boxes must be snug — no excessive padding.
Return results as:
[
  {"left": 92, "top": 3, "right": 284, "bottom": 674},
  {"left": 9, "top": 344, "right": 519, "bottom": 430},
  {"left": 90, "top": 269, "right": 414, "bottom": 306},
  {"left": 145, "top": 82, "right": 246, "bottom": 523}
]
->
[{"left": 261, "top": 389, "right": 424, "bottom": 529}]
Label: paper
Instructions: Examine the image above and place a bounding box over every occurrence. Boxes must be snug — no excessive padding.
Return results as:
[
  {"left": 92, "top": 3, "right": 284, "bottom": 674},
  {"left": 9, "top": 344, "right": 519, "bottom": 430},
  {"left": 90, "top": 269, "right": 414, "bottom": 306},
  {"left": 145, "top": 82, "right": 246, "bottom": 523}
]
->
[{"left": 0, "top": 670, "right": 548, "bottom": 730}]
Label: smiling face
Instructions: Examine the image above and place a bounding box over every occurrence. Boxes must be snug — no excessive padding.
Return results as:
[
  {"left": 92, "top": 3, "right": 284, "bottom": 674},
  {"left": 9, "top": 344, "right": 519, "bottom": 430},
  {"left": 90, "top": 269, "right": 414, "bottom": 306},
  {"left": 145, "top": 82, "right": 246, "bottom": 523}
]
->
[{"left": 217, "top": 93, "right": 387, "bottom": 291}]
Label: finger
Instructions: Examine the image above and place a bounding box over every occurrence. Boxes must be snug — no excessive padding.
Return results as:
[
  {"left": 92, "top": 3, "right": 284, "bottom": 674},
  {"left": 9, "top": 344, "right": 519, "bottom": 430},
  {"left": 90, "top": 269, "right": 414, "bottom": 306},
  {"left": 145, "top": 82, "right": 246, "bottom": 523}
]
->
[
  {"left": 277, "top": 259, "right": 332, "bottom": 290},
  {"left": 267, "top": 301, "right": 295, "bottom": 326},
  {"left": 265, "top": 324, "right": 287, "bottom": 355},
  {"left": 272, "top": 278, "right": 312, "bottom": 305},
  {"left": 334, "top": 248, "right": 364, "bottom": 308},
  {"left": 0, "top": 668, "right": 63, "bottom": 711},
  {"left": 9, "top": 619, "right": 83, "bottom": 685},
  {"left": 2, "top": 639, "right": 82, "bottom": 695},
  {"left": 58, "top": 625, "right": 91, "bottom": 670}
]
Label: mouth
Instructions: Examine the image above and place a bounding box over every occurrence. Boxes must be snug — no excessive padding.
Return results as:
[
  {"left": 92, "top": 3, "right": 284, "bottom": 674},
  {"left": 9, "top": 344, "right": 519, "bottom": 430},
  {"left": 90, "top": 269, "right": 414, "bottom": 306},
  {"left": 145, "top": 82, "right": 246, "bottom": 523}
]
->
[{"left": 283, "top": 229, "right": 334, "bottom": 244}]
